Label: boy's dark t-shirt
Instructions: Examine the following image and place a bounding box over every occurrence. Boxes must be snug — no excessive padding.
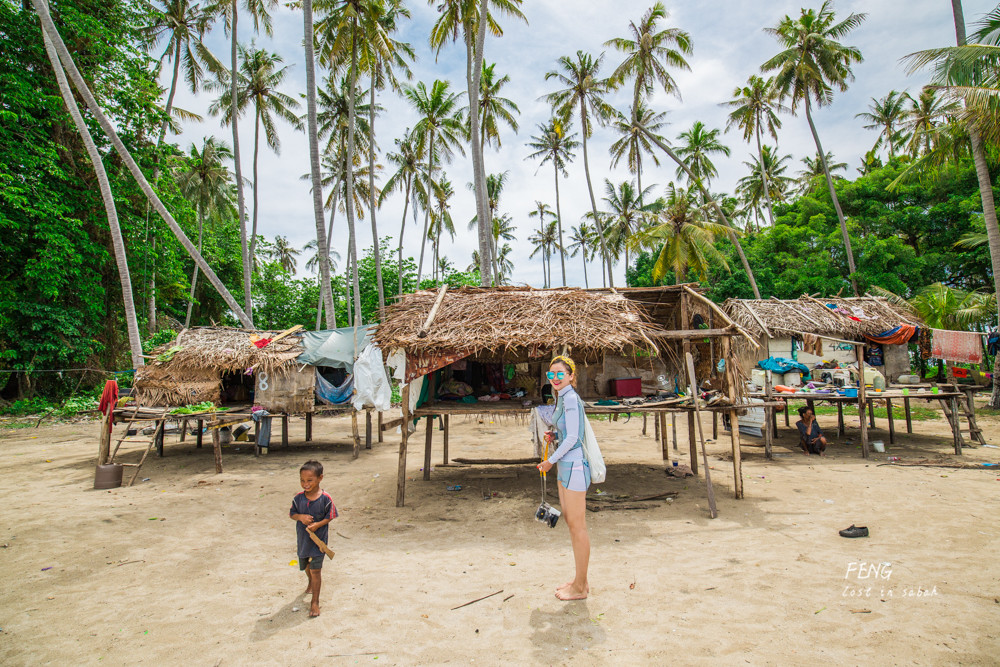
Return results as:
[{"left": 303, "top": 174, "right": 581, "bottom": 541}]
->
[{"left": 290, "top": 491, "right": 337, "bottom": 558}]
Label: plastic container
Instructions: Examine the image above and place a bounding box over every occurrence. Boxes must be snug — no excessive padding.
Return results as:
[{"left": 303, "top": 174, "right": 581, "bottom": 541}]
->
[
  {"left": 873, "top": 374, "right": 886, "bottom": 391},
  {"left": 783, "top": 371, "right": 802, "bottom": 387},
  {"left": 872, "top": 440, "right": 885, "bottom": 453},
  {"left": 843, "top": 387, "right": 859, "bottom": 398},
  {"left": 897, "top": 374, "right": 920, "bottom": 385},
  {"left": 862, "top": 367, "right": 884, "bottom": 387},
  {"left": 94, "top": 463, "right": 123, "bottom": 489},
  {"left": 751, "top": 369, "right": 767, "bottom": 389},
  {"left": 611, "top": 377, "right": 642, "bottom": 398}
]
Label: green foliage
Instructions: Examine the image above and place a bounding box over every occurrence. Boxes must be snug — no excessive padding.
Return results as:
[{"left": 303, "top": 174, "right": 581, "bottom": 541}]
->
[{"left": 143, "top": 329, "right": 179, "bottom": 354}]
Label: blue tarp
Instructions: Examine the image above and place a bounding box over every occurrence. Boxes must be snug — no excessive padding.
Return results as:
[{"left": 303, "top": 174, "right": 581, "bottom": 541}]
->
[
  {"left": 297, "top": 325, "right": 374, "bottom": 369},
  {"left": 315, "top": 371, "right": 354, "bottom": 405},
  {"left": 757, "top": 357, "right": 811, "bottom": 375}
]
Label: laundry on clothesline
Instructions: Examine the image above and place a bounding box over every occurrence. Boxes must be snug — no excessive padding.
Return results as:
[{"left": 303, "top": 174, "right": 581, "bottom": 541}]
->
[{"left": 931, "top": 329, "right": 983, "bottom": 364}]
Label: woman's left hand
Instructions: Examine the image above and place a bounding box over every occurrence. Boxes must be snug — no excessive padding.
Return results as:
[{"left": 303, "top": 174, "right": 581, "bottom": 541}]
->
[{"left": 537, "top": 460, "right": 553, "bottom": 473}]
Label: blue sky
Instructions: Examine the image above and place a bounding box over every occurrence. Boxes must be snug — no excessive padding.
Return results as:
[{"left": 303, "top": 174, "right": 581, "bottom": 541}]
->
[{"left": 166, "top": 0, "right": 997, "bottom": 289}]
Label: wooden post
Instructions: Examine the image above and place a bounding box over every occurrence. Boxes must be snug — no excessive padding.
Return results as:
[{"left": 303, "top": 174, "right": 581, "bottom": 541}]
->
[
  {"left": 886, "top": 398, "right": 895, "bottom": 445},
  {"left": 856, "top": 345, "right": 869, "bottom": 459},
  {"left": 197, "top": 419, "right": 204, "bottom": 448},
  {"left": 686, "top": 352, "right": 718, "bottom": 515},
  {"left": 721, "top": 338, "right": 744, "bottom": 498},
  {"left": 156, "top": 419, "right": 165, "bottom": 457},
  {"left": 712, "top": 412, "right": 718, "bottom": 440},
  {"left": 281, "top": 415, "right": 289, "bottom": 448},
  {"left": 305, "top": 412, "right": 312, "bottom": 442},
  {"left": 868, "top": 398, "right": 876, "bottom": 429},
  {"left": 654, "top": 412, "right": 660, "bottom": 440},
  {"left": 351, "top": 411, "right": 360, "bottom": 459},
  {"left": 252, "top": 419, "right": 259, "bottom": 455},
  {"left": 365, "top": 410, "right": 372, "bottom": 449},
  {"left": 377, "top": 411, "right": 384, "bottom": 443},
  {"left": 396, "top": 383, "right": 411, "bottom": 507},
  {"left": 660, "top": 412, "right": 669, "bottom": 461},
  {"left": 837, "top": 402, "right": 845, "bottom": 437},
  {"left": 904, "top": 397, "right": 913, "bottom": 434},
  {"left": 97, "top": 412, "right": 112, "bottom": 466},
  {"left": 687, "top": 411, "right": 698, "bottom": 475},
  {"left": 423, "top": 415, "right": 433, "bottom": 480},
  {"left": 950, "top": 396, "right": 963, "bottom": 455},
  {"left": 442, "top": 414, "right": 450, "bottom": 464},
  {"left": 642, "top": 413, "right": 647, "bottom": 436},
  {"left": 764, "top": 369, "right": 773, "bottom": 459},
  {"left": 784, "top": 402, "right": 790, "bottom": 426},
  {"left": 672, "top": 413, "right": 678, "bottom": 452},
  {"left": 179, "top": 418, "right": 187, "bottom": 442},
  {"left": 681, "top": 289, "right": 696, "bottom": 476},
  {"left": 212, "top": 423, "right": 223, "bottom": 474}
]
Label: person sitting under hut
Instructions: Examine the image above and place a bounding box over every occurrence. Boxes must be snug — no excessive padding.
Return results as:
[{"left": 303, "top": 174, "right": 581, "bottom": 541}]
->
[{"left": 796, "top": 406, "right": 827, "bottom": 455}]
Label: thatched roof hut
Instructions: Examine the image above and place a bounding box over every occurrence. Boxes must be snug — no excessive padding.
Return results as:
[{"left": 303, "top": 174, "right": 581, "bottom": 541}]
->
[
  {"left": 374, "top": 286, "right": 668, "bottom": 359},
  {"left": 723, "top": 296, "right": 922, "bottom": 340}
]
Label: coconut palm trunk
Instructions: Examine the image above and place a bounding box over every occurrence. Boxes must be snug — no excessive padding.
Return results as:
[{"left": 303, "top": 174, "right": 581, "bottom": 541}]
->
[
  {"left": 553, "top": 164, "right": 568, "bottom": 286},
  {"left": 951, "top": 0, "right": 1000, "bottom": 408},
  {"left": 581, "top": 248, "right": 589, "bottom": 288},
  {"left": 581, "top": 99, "right": 612, "bottom": 288},
  {"left": 185, "top": 211, "right": 204, "bottom": 328},
  {"left": 229, "top": 0, "right": 253, "bottom": 324},
  {"left": 34, "top": 0, "right": 253, "bottom": 327},
  {"left": 468, "top": 0, "right": 492, "bottom": 286},
  {"left": 303, "top": 0, "right": 336, "bottom": 327},
  {"left": 39, "top": 24, "right": 144, "bottom": 368},
  {"left": 316, "top": 182, "right": 340, "bottom": 329},
  {"left": 805, "top": 96, "right": 858, "bottom": 296},
  {"left": 345, "top": 18, "right": 362, "bottom": 324},
  {"left": 637, "top": 123, "right": 762, "bottom": 298},
  {"left": 416, "top": 127, "right": 434, "bottom": 283},
  {"left": 369, "top": 73, "right": 384, "bottom": 315},
  {"left": 755, "top": 123, "right": 776, "bottom": 227},
  {"left": 397, "top": 173, "right": 412, "bottom": 296},
  {"left": 250, "top": 104, "right": 261, "bottom": 263}
]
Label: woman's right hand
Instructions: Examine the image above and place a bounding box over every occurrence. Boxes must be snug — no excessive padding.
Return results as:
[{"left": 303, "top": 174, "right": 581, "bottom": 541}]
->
[{"left": 537, "top": 460, "right": 553, "bottom": 474}]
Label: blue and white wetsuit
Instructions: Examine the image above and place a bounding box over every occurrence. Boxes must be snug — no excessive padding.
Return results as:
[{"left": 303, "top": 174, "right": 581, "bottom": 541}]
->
[{"left": 547, "top": 385, "right": 590, "bottom": 492}]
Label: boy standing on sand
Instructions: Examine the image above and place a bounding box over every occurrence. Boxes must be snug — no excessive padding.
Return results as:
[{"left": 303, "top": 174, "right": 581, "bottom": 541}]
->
[{"left": 289, "top": 460, "right": 337, "bottom": 617}]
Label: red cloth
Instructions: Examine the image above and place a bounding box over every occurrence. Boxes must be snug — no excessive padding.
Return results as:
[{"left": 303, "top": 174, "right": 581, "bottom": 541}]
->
[
  {"left": 253, "top": 338, "right": 272, "bottom": 349},
  {"left": 931, "top": 329, "right": 983, "bottom": 364},
  {"left": 98, "top": 380, "right": 118, "bottom": 433}
]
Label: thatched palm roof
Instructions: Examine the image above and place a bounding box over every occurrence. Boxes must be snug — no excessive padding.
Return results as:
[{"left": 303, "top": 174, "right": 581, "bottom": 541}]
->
[
  {"left": 724, "top": 296, "right": 922, "bottom": 340},
  {"left": 140, "top": 326, "right": 304, "bottom": 376},
  {"left": 374, "top": 286, "right": 666, "bottom": 356}
]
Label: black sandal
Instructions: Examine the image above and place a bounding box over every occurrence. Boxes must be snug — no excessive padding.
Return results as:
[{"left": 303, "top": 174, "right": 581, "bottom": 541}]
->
[{"left": 839, "top": 524, "right": 869, "bottom": 538}]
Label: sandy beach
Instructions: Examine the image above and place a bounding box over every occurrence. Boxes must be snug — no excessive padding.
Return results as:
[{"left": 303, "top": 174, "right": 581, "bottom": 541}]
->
[{"left": 1, "top": 404, "right": 999, "bottom": 665}]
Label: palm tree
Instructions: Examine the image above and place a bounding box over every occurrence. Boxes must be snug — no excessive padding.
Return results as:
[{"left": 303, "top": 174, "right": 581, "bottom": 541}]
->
[
  {"left": 602, "top": 179, "right": 660, "bottom": 272},
  {"left": 38, "top": 26, "right": 144, "bottom": 367},
  {"left": 736, "top": 145, "right": 792, "bottom": 230},
  {"left": 430, "top": 177, "right": 456, "bottom": 281},
  {"left": 430, "top": 0, "right": 527, "bottom": 287},
  {"left": 528, "top": 220, "right": 559, "bottom": 288},
  {"left": 33, "top": 0, "right": 253, "bottom": 327},
  {"left": 491, "top": 214, "right": 516, "bottom": 285},
  {"left": 382, "top": 129, "right": 423, "bottom": 296},
  {"left": 266, "top": 236, "right": 301, "bottom": 274},
  {"left": 208, "top": 42, "right": 299, "bottom": 263},
  {"left": 674, "top": 121, "right": 730, "bottom": 201},
  {"left": 762, "top": 1, "right": 867, "bottom": 296},
  {"left": 903, "top": 86, "right": 958, "bottom": 156},
  {"left": 630, "top": 184, "right": 731, "bottom": 283},
  {"left": 545, "top": 51, "right": 616, "bottom": 286},
  {"left": 722, "top": 74, "right": 784, "bottom": 227},
  {"left": 855, "top": 90, "right": 909, "bottom": 158},
  {"left": 609, "top": 103, "right": 668, "bottom": 198},
  {"left": 798, "top": 151, "right": 847, "bottom": 193},
  {"left": 605, "top": 2, "right": 691, "bottom": 131},
  {"left": 475, "top": 171, "right": 512, "bottom": 282},
  {"left": 567, "top": 222, "right": 596, "bottom": 288},
  {"left": 476, "top": 61, "right": 520, "bottom": 151},
  {"left": 403, "top": 79, "right": 466, "bottom": 285},
  {"left": 526, "top": 117, "right": 579, "bottom": 286},
  {"left": 305, "top": 239, "right": 341, "bottom": 274},
  {"left": 175, "top": 137, "right": 236, "bottom": 327},
  {"left": 300, "top": 0, "right": 336, "bottom": 327},
  {"left": 528, "top": 201, "right": 556, "bottom": 286},
  {"left": 496, "top": 242, "right": 514, "bottom": 283}
]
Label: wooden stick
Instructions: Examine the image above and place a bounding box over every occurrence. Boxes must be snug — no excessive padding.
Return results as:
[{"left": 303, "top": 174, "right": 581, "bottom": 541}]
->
[
  {"left": 351, "top": 411, "right": 360, "bottom": 459},
  {"left": 771, "top": 296, "right": 824, "bottom": 329},
  {"left": 307, "top": 529, "right": 336, "bottom": 559},
  {"left": 450, "top": 589, "right": 503, "bottom": 611},
  {"left": 396, "top": 383, "right": 411, "bottom": 508},
  {"left": 738, "top": 301, "right": 774, "bottom": 339},
  {"left": 682, "top": 285, "right": 760, "bottom": 349},
  {"left": 268, "top": 323, "right": 304, "bottom": 344},
  {"left": 417, "top": 284, "right": 448, "bottom": 338},
  {"left": 686, "top": 352, "right": 717, "bottom": 518}
]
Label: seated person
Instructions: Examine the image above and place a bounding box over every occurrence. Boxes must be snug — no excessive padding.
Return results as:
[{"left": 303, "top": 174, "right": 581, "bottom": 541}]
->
[{"left": 796, "top": 406, "right": 827, "bottom": 455}]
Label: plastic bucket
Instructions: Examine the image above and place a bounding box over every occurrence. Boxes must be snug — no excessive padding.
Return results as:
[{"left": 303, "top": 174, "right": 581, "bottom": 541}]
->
[
  {"left": 872, "top": 440, "right": 885, "bottom": 453},
  {"left": 94, "top": 463, "right": 123, "bottom": 489},
  {"left": 844, "top": 387, "right": 858, "bottom": 398}
]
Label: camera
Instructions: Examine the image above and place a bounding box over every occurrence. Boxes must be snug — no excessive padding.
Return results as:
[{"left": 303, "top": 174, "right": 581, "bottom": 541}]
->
[{"left": 535, "top": 502, "right": 561, "bottom": 528}]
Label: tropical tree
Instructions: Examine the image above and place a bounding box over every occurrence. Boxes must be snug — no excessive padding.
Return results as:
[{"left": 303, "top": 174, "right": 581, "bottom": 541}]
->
[
  {"left": 903, "top": 86, "right": 958, "bottom": 156},
  {"left": 526, "top": 117, "right": 579, "bottom": 286},
  {"left": 208, "top": 42, "right": 299, "bottom": 262},
  {"left": 491, "top": 213, "right": 516, "bottom": 285},
  {"left": 403, "top": 79, "right": 466, "bottom": 284},
  {"left": 528, "top": 220, "right": 559, "bottom": 288},
  {"left": 528, "top": 201, "right": 556, "bottom": 286},
  {"left": 476, "top": 61, "right": 520, "bottom": 151},
  {"left": 496, "top": 241, "right": 514, "bottom": 283},
  {"left": 429, "top": 0, "right": 527, "bottom": 287},
  {"left": 567, "top": 222, "right": 596, "bottom": 288},
  {"left": 798, "top": 150, "right": 847, "bottom": 193},
  {"left": 722, "top": 74, "right": 784, "bottom": 227},
  {"left": 736, "top": 145, "right": 793, "bottom": 231},
  {"left": 609, "top": 103, "right": 668, "bottom": 198},
  {"left": 300, "top": 0, "right": 337, "bottom": 327},
  {"left": 855, "top": 90, "right": 909, "bottom": 158},
  {"left": 545, "top": 51, "right": 616, "bottom": 286},
  {"left": 674, "top": 121, "right": 730, "bottom": 198},
  {"left": 762, "top": 0, "right": 867, "bottom": 296},
  {"left": 267, "top": 236, "right": 301, "bottom": 274},
  {"left": 174, "top": 137, "right": 236, "bottom": 327},
  {"left": 601, "top": 179, "right": 660, "bottom": 271},
  {"left": 430, "top": 177, "right": 456, "bottom": 281},
  {"left": 629, "top": 183, "right": 731, "bottom": 283},
  {"left": 382, "top": 128, "right": 423, "bottom": 295}
]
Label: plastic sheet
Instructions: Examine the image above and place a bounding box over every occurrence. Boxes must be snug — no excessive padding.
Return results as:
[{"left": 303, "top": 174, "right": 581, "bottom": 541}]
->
[
  {"left": 315, "top": 371, "right": 353, "bottom": 405},
  {"left": 351, "top": 344, "right": 392, "bottom": 411}
]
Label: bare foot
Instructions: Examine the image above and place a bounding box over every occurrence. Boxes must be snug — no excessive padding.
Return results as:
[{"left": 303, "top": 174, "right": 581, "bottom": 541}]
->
[
  {"left": 555, "top": 585, "right": 588, "bottom": 601},
  {"left": 309, "top": 602, "right": 321, "bottom": 617},
  {"left": 556, "top": 581, "right": 573, "bottom": 593},
  {"left": 304, "top": 586, "right": 313, "bottom": 596}
]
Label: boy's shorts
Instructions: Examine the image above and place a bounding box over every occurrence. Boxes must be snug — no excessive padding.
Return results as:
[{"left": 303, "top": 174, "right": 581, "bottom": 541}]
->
[{"left": 299, "top": 555, "right": 324, "bottom": 571}]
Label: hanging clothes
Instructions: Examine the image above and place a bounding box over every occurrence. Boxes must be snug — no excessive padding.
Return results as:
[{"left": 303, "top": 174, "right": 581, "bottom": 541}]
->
[
  {"left": 98, "top": 380, "right": 119, "bottom": 433},
  {"left": 802, "top": 334, "right": 823, "bottom": 356},
  {"left": 931, "top": 329, "right": 983, "bottom": 364},
  {"left": 918, "top": 327, "right": 932, "bottom": 359},
  {"left": 865, "top": 325, "right": 917, "bottom": 346}
]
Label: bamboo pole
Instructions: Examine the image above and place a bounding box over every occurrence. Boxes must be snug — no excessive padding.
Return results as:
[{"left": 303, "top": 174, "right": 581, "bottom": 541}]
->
[
  {"left": 686, "top": 352, "right": 717, "bottom": 517},
  {"left": 396, "top": 383, "right": 411, "bottom": 507}
]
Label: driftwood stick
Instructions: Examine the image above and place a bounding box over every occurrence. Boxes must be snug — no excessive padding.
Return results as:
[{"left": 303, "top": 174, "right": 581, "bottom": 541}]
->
[
  {"left": 417, "top": 284, "right": 448, "bottom": 338},
  {"left": 307, "top": 529, "right": 336, "bottom": 559},
  {"left": 450, "top": 589, "right": 503, "bottom": 610}
]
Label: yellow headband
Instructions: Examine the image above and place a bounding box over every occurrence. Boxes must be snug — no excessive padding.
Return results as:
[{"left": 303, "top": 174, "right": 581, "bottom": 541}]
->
[{"left": 550, "top": 355, "right": 576, "bottom": 375}]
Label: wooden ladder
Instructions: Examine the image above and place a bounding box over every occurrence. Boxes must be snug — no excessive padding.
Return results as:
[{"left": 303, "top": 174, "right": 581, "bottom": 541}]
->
[
  {"left": 109, "top": 410, "right": 163, "bottom": 487},
  {"left": 938, "top": 390, "right": 985, "bottom": 450}
]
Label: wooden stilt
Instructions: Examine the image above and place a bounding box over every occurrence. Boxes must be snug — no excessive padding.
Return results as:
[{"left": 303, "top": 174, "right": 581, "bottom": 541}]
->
[
  {"left": 642, "top": 413, "right": 647, "bottom": 436},
  {"left": 712, "top": 412, "right": 718, "bottom": 440},
  {"left": 886, "top": 398, "right": 895, "bottom": 445},
  {"left": 156, "top": 419, "right": 165, "bottom": 457},
  {"left": 654, "top": 412, "right": 660, "bottom": 440},
  {"left": 179, "top": 418, "right": 187, "bottom": 442},
  {"left": 784, "top": 402, "right": 790, "bottom": 426},
  {"left": 197, "top": 419, "right": 204, "bottom": 448},
  {"left": 281, "top": 415, "right": 289, "bottom": 448},
  {"left": 212, "top": 423, "right": 223, "bottom": 474},
  {"left": 305, "top": 412, "right": 313, "bottom": 442},
  {"left": 672, "top": 413, "right": 678, "bottom": 451},
  {"left": 365, "top": 410, "right": 372, "bottom": 450},
  {"left": 764, "top": 370, "right": 773, "bottom": 459},
  {"left": 97, "top": 412, "right": 112, "bottom": 466},
  {"left": 351, "top": 411, "right": 360, "bottom": 459},
  {"left": 856, "top": 345, "right": 869, "bottom": 459},
  {"left": 686, "top": 352, "right": 717, "bottom": 515},
  {"left": 423, "top": 415, "right": 433, "bottom": 481},
  {"left": 396, "top": 384, "right": 411, "bottom": 507},
  {"left": 377, "top": 411, "right": 384, "bottom": 443},
  {"left": 442, "top": 414, "right": 450, "bottom": 464},
  {"left": 687, "top": 411, "right": 698, "bottom": 475},
  {"left": 904, "top": 397, "right": 913, "bottom": 433},
  {"left": 253, "top": 419, "right": 259, "bottom": 456},
  {"left": 660, "top": 413, "right": 669, "bottom": 461},
  {"left": 950, "top": 396, "right": 963, "bottom": 455},
  {"left": 868, "top": 398, "right": 876, "bottom": 429}
]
